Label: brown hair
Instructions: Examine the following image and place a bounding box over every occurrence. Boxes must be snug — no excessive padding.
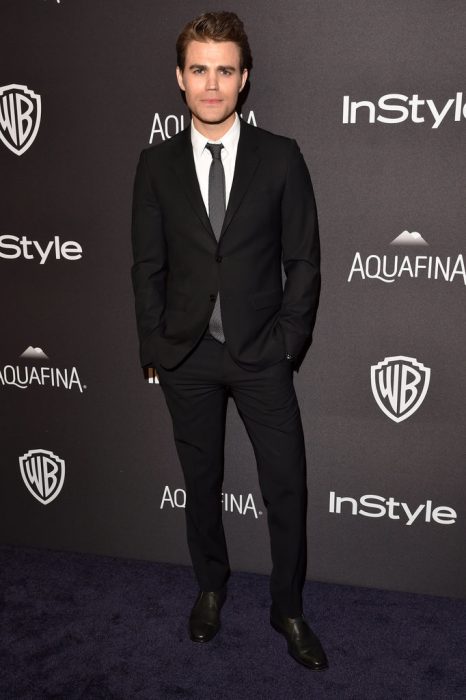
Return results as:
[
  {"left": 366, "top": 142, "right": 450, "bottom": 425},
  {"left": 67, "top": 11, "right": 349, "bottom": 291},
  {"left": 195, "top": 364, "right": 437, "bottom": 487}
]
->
[{"left": 176, "top": 11, "right": 253, "bottom": 73}]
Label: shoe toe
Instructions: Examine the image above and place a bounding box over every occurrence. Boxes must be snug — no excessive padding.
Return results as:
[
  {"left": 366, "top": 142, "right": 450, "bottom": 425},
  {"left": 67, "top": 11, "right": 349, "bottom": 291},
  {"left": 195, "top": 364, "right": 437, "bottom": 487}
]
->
[
  {"left": 189, "top": 620, "right": 219, "bottom": 642},
  {"left": 188, "top": 589, "right": 226, "bottom": 643},
  {"left": 290, "top": 646, "right": 328, "bottom": 670},
  {"left": 271, "top": 611, "right": 329, "bottom": 671}
]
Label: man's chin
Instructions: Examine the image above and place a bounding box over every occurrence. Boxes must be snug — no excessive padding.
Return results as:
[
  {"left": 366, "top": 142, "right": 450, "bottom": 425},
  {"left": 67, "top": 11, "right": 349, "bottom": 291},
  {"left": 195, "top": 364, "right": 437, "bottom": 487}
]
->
[{"left": 192, "top": 110, "right": 237, "bottom": 127}]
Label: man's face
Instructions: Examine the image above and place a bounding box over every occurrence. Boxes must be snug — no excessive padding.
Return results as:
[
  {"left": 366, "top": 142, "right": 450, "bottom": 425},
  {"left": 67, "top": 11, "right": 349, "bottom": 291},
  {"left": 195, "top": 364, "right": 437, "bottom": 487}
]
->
[{"left": 176, "top": 40, "right": 248, "bottom": 131}]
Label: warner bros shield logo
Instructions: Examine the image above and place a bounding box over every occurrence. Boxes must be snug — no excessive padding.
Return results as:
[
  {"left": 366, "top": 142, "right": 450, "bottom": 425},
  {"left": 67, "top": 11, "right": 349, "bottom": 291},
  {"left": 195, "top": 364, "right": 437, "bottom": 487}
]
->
[
  {"left": 19, "top": 449, "right": 65, "bottom": 505},
  {"left": 0, "top": 84, "right": 41, "bottom": 155},
  {"left": 371, "top": 356, "right": 431, "bottom": 423}
]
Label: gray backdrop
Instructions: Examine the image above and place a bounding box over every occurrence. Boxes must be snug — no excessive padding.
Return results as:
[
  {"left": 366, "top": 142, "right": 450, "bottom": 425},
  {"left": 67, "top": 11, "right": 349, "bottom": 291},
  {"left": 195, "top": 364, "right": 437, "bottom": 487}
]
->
[{"left": 1, "top": 0, "right": 465, "bottom": 599}]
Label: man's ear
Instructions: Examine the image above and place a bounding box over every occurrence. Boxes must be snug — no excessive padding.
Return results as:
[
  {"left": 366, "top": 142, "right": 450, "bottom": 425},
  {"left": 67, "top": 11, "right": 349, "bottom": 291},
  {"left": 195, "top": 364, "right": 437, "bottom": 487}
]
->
[
  {"left": 176, "top": 66, "right": 185, "bottom": 91},
  {"left": 239, "top": 69, "right": 248, "bottom": 92}
]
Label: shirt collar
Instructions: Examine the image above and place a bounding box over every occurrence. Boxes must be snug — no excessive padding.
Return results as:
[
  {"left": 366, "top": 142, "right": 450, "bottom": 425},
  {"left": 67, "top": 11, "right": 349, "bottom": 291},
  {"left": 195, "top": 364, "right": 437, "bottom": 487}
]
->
[{"left": 191, "top": 112, "right": 240, "bottom": 159}]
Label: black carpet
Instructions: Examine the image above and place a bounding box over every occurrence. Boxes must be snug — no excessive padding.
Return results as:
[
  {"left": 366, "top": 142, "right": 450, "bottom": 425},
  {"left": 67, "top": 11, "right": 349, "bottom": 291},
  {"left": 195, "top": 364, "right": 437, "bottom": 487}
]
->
[{"left": 1, "top": 545, "right": 465, "bottom": 699}]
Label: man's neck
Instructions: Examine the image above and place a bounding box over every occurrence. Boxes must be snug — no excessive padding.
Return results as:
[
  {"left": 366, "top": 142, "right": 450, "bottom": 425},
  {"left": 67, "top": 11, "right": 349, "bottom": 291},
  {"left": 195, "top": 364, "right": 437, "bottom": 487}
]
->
[{"left": 192, "top": 112, "right": 237, "bottom": 141}]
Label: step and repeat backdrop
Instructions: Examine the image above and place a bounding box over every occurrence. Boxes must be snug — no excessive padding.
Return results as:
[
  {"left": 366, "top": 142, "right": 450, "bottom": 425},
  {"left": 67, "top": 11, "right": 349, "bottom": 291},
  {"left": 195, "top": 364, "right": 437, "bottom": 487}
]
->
[{"left": 1, "top": 1, "right": 465, "bottom": 598}]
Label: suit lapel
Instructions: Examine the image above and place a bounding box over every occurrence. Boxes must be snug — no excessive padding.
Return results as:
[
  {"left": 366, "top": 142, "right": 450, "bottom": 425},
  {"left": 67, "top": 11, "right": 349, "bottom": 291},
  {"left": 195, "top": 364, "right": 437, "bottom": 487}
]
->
[
  {"left": 171, "top": 127, "right": 215, "bottom": 242},
  {"left": 220, "top": 119, "right": 260, "bottom": 240},
  {"left": 171, "top": 119, "right": 261, "bottom": 244}
]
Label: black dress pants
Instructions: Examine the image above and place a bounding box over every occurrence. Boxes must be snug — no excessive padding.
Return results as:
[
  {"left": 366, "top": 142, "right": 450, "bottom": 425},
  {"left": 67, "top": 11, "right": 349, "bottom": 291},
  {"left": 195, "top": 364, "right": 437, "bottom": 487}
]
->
[{"left": 156, "top": 334, "right": 308, "bottom": 617}]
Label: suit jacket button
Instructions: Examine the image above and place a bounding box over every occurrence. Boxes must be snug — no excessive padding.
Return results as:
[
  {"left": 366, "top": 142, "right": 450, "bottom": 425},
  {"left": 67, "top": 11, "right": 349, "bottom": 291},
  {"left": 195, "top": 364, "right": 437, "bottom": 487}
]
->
[
  {"left": 209, "top": 293, "right": 216, "bottom": 301},
  {"left": 216, "top": 255, "right": 223, "bottom": 263}
]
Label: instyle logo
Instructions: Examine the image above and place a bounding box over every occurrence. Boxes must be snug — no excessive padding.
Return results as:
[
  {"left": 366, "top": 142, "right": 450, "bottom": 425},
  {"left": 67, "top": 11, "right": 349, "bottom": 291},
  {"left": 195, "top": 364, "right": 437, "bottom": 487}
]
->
[
  {"left": 371, "top": 356, "right": 430, "bottom": 423},
  {"left": 160, "top": 485, "right": 262, "bottom": 518},
  {"left": 0, "top": 84, "right": 41, "bottom": 155},
  {"left": 342, "top": 92, "right": 466, "bottom": 128},
  {"left": 0, "top": 347, "right": 86, "bottom": 393},
  {"left": 347, "top": 233, "right": 466, "bottom": 285},
  {"left": 149, "top": 109, "right": 258, "bottom": 143},
  {"left": 329, "top": 491, "right": 457, "bottom": 525},
  {"left": 0, "top": 235, "right": 82, "bottom": 264},
  {"left": 19, "top": 449, "right": 65, "bottom": 505}
]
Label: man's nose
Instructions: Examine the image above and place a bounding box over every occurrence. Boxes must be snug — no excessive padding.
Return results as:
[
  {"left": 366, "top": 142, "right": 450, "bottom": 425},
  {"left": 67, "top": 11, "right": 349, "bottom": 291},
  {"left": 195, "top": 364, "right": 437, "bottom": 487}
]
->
[{"left": 205, "top": 71, "right": 219, "bottom": 90}]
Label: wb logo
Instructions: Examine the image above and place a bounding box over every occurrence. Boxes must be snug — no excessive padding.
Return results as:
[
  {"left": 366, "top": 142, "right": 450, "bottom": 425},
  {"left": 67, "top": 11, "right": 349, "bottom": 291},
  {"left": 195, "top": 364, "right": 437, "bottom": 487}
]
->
[
  {"left": 0, "top": 84, "right": 41, "bottom": 155},
  {"left": 19, "top": 449, "right": 65, "bottom": 505},
  {"left": 371, "top": 356, "right": 431, "bottom": 423}
]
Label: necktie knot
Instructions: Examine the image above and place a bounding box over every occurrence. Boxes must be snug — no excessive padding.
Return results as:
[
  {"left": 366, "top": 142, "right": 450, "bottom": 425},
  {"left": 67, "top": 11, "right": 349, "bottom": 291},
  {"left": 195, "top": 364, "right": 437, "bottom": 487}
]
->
[{"left": 206, "top": 142, "right": 224, "bottom": 160}]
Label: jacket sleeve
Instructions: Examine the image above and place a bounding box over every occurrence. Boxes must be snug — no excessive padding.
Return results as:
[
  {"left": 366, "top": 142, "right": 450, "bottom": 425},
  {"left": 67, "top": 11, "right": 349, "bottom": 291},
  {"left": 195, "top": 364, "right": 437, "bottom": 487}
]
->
[
  {"left": 131, "top": 149, "right": 167, "bottom": 367},
  {"left": 279, "top": 140, "right": 321, "bottom": 359}
]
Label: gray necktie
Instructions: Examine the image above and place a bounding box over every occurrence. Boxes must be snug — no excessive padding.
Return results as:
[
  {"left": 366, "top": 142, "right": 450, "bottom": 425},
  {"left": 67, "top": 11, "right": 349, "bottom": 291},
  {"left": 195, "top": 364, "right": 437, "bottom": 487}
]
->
[{"left": 206, "top": 142, "right": 225, "bottom": 343}]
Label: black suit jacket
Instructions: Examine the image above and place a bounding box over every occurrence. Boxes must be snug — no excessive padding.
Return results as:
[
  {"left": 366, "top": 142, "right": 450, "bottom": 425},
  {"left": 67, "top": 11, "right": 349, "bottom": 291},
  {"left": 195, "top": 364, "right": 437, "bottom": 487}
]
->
[{"left": 131, "top": 118, "right": 320, "bottom": 371}]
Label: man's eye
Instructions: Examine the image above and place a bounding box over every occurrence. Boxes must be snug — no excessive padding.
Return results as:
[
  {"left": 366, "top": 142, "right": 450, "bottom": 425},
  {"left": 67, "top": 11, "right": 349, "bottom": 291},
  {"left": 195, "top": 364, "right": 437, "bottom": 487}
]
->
[
  {"left": 220, "top": 69, "right": 232, "bottom": 76},
  {"left": 193, "top": 68, "right": 204, "bottom": 74}
]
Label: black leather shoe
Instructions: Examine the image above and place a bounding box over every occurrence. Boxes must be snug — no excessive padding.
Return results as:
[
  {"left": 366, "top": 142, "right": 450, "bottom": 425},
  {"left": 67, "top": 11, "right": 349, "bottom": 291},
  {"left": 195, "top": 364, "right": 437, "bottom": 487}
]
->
[
  {"left": 189, "top": 588, "right": 227, "bottom": 643},
  {"left": 270, "top": 607, "right": 328, "bottom": 670}
]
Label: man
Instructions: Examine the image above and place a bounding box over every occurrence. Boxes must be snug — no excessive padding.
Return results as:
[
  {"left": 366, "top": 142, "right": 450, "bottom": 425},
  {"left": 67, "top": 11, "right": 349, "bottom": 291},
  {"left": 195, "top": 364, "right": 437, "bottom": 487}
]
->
[{"left": 131, "top": 11, "right": 327, "bottom": 670}]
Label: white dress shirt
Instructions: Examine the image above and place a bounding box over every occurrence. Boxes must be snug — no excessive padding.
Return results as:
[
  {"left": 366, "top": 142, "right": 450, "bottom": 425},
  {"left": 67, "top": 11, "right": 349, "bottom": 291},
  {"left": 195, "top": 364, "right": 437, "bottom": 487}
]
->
[{"left": 190, "top": 112, "right": 240, "bottom": 212}]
